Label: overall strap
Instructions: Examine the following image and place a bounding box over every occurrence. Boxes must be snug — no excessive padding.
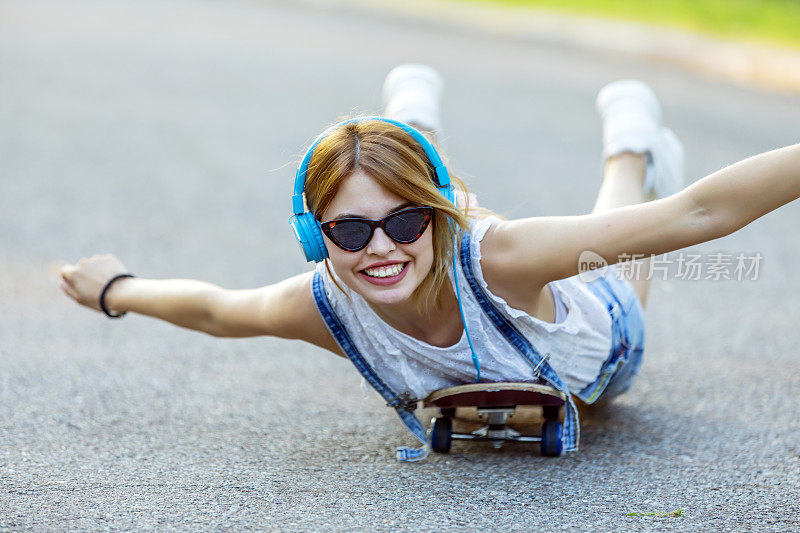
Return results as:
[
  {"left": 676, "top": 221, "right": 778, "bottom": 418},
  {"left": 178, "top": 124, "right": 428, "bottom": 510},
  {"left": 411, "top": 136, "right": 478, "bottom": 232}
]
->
[
  {"left": 311, "top": 273, "right": 430, "bottom": 462},
  {"left": 458, "top": 232, "right": 580, "bottom": 453}
]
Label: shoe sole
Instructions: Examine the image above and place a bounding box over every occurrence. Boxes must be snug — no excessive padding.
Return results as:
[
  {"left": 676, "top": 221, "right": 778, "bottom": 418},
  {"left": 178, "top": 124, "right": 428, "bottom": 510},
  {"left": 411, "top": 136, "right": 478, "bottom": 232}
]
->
[
  {"left": 382, "top": 64, "right": 444, "bottom": 134},
  {"left": 596, "top": 79, "right": 661, "bottom": 123},
  {"left": 652, "top": 127, "right": 686, "bottom": 198}
]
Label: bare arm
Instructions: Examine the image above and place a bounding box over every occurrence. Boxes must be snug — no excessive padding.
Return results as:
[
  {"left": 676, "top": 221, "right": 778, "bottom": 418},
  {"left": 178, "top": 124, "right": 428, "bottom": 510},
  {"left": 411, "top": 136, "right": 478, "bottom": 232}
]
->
[
  {"left": 202, "top": 271, "right": 343, "bottom": 355},
  {"left": 689, "top": 144, "right": 800, "bottom": 235},
  {"left": 58, "top": 255, "right": 343, "bottom": 356},
  {"left": 102, "top": 276, "right": 220, "bottom": 333},
  {"left": 482, "top": 144, "right": 800, "bottom": 298}
]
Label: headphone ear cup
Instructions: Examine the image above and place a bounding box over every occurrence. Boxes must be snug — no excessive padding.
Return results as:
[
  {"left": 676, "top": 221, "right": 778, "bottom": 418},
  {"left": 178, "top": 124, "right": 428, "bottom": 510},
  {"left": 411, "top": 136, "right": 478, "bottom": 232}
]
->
[{"left": 290, "top": 212, "right": 328, "bottom": 263}]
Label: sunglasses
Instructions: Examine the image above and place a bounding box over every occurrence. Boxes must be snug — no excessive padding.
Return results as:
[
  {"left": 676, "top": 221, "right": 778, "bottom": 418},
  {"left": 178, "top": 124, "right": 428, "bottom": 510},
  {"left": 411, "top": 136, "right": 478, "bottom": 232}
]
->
[{"left": 320, "top": 206, "right": 434, "bottom": 252}]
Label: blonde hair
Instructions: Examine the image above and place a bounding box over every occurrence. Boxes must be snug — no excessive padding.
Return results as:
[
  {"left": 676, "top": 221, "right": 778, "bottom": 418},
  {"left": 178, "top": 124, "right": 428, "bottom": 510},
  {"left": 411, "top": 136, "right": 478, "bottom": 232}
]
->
[{"left": 303, "top": 118, "right": 476, "bottom": 314}]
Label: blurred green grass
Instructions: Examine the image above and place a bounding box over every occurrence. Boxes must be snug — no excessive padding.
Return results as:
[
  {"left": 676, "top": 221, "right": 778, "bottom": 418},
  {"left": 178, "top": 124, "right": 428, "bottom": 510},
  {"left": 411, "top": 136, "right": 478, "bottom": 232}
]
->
[{"left": 474, "top": 0, "right": 800, "bottom": 49}]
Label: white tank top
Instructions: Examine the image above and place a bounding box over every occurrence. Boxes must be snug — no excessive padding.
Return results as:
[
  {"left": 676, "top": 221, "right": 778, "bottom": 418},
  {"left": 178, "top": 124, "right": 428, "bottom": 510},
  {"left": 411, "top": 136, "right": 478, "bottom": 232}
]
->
[{"left": 315, "top": 216, "right": 613, "bottom": 399}]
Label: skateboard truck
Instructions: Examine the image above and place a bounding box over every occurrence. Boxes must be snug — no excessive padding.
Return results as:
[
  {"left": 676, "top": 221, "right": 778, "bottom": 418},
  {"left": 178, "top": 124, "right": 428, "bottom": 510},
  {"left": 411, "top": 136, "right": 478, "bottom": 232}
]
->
[{"left": 422, "top": 382, "right": 565, "bottom": 456}]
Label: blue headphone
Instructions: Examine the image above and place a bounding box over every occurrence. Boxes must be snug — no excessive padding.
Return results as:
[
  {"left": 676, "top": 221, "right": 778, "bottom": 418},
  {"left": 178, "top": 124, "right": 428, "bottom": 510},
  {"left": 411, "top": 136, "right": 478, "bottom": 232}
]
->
[{"left": 289, "top": 116, "right": 454, "bottom": 263}]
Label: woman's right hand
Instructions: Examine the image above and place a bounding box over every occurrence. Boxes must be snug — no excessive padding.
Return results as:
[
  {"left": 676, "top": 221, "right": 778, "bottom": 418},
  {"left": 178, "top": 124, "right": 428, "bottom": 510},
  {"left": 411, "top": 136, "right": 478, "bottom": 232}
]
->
[{"left": 59, "top": 254, "right": 131, "bottom": 313}]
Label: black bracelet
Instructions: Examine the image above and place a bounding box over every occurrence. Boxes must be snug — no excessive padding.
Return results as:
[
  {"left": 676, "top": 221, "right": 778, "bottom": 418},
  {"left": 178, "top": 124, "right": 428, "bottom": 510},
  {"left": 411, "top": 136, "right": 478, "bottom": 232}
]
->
[{"left": 100, "top": 273, "right": 135, "bottom": 319}]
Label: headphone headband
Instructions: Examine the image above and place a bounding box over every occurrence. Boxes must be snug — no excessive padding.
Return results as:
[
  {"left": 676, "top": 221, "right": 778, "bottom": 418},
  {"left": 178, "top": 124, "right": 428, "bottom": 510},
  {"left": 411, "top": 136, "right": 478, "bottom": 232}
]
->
[
  {"left": 292, "top": 116, "right": 452, "bottom": 215},
  {"left": 289, "top": 116, "right": 454, "bottom": 263}
]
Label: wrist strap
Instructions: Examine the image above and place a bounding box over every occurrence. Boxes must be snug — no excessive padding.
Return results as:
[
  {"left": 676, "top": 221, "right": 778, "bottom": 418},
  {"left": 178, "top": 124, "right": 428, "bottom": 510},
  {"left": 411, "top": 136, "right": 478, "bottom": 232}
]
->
[{"left": 100, "top": 273, "right": 135, "bottom": 319}]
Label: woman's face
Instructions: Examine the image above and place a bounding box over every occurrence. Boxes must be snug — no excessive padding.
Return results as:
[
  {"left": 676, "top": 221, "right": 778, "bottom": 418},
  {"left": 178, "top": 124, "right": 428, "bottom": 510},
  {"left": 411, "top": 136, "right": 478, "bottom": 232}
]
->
[{"left": 320, "top": 170, "right": 434, "bottom": 308}]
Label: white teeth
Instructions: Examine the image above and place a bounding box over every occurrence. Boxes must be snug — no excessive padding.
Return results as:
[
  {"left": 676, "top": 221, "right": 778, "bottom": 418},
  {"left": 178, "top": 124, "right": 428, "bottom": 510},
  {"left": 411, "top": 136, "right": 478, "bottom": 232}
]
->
[{"left": 364, "top": 263, "right": 405, "bottom": 278}]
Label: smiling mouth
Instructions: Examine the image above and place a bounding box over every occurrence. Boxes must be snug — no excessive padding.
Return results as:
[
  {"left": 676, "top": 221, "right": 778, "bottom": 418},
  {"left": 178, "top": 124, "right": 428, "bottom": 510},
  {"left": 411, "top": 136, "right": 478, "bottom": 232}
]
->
[{"left": 361, "top": 262, "right": 409, "bottom": 278}]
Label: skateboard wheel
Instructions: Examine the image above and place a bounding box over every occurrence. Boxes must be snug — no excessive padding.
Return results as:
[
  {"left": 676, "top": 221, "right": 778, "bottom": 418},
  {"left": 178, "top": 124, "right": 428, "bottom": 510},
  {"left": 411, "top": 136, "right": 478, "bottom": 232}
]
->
[
  {"left": 540, "top": 420, "right": 563, "bottom": 457},
  {"left": 430, "top": 416, "right": 452, "bottom": 453}
]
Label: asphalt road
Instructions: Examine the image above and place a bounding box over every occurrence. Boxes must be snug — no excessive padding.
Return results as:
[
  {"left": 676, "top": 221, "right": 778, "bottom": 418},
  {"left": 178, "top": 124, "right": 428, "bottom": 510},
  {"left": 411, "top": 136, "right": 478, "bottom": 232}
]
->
[{"left": 1, "top": 0, "right": 799, "bottom": 530}]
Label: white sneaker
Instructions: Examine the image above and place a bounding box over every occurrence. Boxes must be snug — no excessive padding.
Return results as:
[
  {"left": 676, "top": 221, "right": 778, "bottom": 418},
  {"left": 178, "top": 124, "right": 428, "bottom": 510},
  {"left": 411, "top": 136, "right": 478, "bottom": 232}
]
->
[
  {"left": 596, "top": 79, "right": 685, "bottom": 199},
  {"left": 650, "top": 126, "right": 685, "bottom": 199},
  {"left": 382, "top": 64, "right": 444, "bottom": 137}
]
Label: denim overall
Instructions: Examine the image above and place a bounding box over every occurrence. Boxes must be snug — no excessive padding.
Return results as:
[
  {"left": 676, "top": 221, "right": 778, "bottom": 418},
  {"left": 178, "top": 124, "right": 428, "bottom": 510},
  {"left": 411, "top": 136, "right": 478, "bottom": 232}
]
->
[
  {"left": 578, "top": 265, "right": 646, "bottom": 403},
  {"left": 311, "top": 232, "right": 644, "bottom": 462}
]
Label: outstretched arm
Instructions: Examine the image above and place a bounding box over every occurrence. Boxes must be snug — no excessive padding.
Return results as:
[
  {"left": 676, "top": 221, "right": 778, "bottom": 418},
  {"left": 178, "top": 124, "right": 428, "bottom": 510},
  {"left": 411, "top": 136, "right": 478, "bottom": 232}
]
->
[
  {"left": 689, "top": 144, "right": 800, "bottom": 236},
  {"left": 481, "top": 144, "right": 800, "bottom": 295},
  {"left": 58, "top": 255, "right": 343, "bottom": 355}
]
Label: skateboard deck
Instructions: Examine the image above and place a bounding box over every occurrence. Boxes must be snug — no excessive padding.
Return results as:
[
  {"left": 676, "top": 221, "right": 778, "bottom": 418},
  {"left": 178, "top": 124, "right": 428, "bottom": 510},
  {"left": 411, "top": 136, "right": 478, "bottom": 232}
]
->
[{"left": 422, "top": 382, "right": 566, "bottom": 456}]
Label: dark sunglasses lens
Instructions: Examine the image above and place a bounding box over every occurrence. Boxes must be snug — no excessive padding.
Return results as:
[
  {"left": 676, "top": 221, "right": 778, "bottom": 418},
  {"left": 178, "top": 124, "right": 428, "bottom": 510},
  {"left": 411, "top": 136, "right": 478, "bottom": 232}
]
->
[
  {"left": 384, "top": 210, "right": 429, "bottom": 242},
  {"left": 328, "top": 220, "right": 372, "bottom": 250}
]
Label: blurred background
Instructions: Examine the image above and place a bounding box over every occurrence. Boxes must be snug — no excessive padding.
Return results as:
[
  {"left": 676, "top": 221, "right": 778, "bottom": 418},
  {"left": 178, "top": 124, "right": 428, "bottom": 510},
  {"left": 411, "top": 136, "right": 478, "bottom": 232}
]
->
[
  {"left": 482, "top": 0, "right": 800, "bottom": 48},
  {"left": 2, "top": 0, "right": 799, "bottom": 529}
]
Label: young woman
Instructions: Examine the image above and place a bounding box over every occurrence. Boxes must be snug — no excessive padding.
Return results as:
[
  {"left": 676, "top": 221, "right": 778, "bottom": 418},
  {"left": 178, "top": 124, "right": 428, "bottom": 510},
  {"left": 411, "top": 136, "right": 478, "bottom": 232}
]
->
[{"left": 58, "top": 65, "right": 800, "bottom": 461}]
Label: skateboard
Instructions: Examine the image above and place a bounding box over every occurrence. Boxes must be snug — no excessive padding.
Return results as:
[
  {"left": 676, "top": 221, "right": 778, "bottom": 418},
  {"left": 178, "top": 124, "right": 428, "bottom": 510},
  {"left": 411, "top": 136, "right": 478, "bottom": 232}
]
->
[{"left": 423, "top": 382, "right": 566, "bottom": 456}]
